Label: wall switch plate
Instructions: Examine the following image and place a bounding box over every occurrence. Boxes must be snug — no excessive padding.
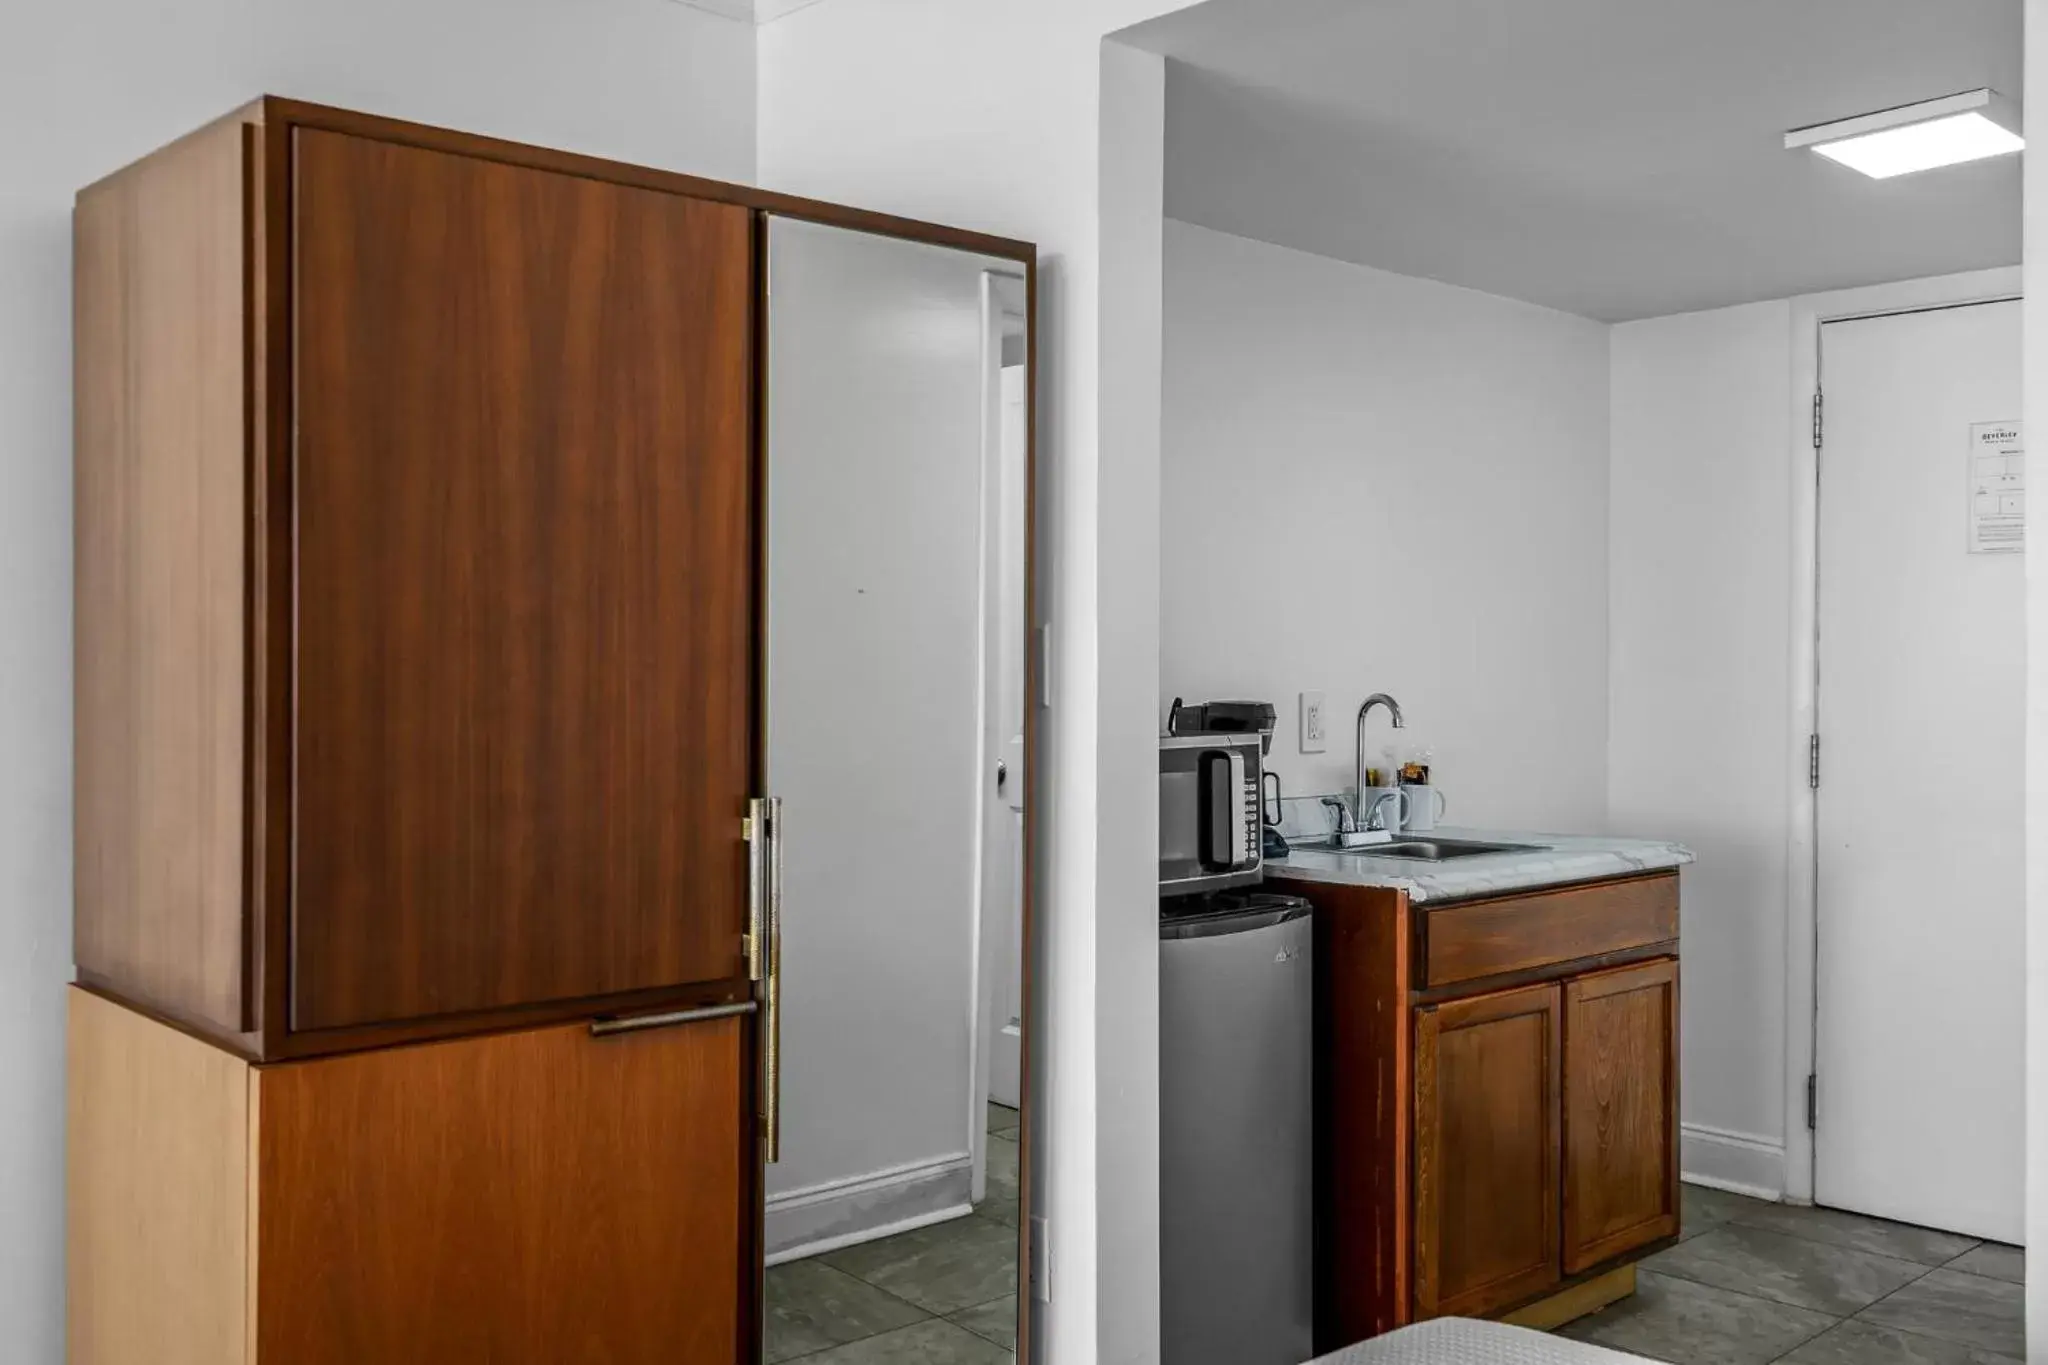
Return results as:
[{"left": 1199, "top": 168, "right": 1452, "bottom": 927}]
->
[{"left": 1300, "top": 691, "right": 1327, "bottom": 753}]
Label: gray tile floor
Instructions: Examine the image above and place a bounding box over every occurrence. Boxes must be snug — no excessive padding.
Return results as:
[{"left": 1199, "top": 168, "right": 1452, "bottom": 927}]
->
[
  {"left": 766, "top": 1101, "right": 1021, "bottom": 1364},
  {"left": 770, "top": 1151, "right": 2024, "bottom": 1365},
  {"left": 1560, "top": 1186, "right": 2026, "bottom": 1365}
]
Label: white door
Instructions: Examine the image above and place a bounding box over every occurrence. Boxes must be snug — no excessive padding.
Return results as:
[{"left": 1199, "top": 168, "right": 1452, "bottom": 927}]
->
[
  {"left": 982, "top": 361, "right": 1028, "bottom": 1112},
  {"left": 973, "top": 267, "right": 1029, "bottom": 1134},
  {"left": 1814, "top": 299, "right": 2023, "bottom": 1242}
]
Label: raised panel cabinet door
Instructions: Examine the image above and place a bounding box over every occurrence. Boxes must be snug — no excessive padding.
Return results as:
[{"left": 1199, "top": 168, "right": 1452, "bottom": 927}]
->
[
  {"left": 254, "top": 1015, "right": 748, "bottom": 1364},
  {"left": 289, "top": 128, "right": 754, "bottom": 1032},
  {"left": 1563, "top": 958, "right": 1679, "bottom": 1273},
  {"left": 1413, "top": 982, "right": 1562, "bottom": 1320}
]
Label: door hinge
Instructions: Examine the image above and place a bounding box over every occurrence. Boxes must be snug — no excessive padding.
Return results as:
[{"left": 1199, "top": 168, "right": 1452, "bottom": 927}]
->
[
  {"left": 1806, "top": 1074, "right": 1818, "bottom": 1131},
  {"left": 1812, "top": 391, "right": 1823, "bottom": 450},
  {"left": 1808, "top": 733, "right": 1820, "bottom": 790}
]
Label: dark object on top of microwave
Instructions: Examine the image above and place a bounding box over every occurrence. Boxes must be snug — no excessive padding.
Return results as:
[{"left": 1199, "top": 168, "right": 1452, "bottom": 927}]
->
[{"left": 1167, "top": 698, "right": 1278, "bottom": 751}]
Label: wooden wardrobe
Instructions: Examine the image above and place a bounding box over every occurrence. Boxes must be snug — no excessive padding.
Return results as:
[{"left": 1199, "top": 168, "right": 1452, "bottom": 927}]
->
[{"left": 69, "top": 96, "right": 1035, "bottom": 1365}]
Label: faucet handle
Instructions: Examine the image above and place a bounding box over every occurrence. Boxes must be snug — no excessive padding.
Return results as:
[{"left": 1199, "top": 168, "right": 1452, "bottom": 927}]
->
[
  {"left": 1366, "top": 787, "right": 1412, "bottom": 833},
  {"left": 1319, "top": 795, "right": 1354, "bottom": 834}
]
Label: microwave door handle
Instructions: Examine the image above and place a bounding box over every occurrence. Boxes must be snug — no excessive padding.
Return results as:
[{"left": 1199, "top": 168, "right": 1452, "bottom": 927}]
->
[
  {"left": 1201, "top": 750, "right": 1229, "bottom": 869},
  {"left": 1227, "top": 750, "right": 1249, "bottom": 866}
]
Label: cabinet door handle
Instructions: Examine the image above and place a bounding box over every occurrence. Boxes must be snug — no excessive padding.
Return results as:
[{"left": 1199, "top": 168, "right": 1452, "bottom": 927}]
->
[
  {"left": 763, "top": 796, "right": 784, "bottom": 1163},
  {"left": 746, "top": 796, "right": 785, "bottom": 1163},
  {"left": 589, "top": 1000, "right": 757, "bottom": 1037},
  {"left": 746, "top": 800, "right": 767, "bottom": 981}
]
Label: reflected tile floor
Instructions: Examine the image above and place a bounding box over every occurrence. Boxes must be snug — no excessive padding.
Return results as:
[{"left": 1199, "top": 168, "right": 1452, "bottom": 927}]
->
[
  {"left": 767, "top": 1103, "right": 1021, "bottom": 1364},
  {"left": 1561, "top": 1186, "right": 2025, "bottom": 1365}
]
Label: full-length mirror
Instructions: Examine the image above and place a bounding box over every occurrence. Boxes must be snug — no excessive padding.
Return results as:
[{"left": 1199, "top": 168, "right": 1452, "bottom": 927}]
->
[{"left": 762, "top": 216, "right": 1032, "bottom": 1364}]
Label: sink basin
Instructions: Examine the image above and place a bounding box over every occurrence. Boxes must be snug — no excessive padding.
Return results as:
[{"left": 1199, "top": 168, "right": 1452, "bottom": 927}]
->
[{"left": 1291, "top": 836, "right": 1545, "bottom": 861}]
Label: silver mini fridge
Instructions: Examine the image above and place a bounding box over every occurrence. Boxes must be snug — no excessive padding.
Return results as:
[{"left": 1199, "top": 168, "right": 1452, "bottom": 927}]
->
[{"left": 1159, "top": 891, "right": 1314, "bottom": 1365}]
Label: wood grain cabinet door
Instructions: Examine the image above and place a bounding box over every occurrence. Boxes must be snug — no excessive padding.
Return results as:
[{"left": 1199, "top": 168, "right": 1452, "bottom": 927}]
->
[
  {"left": 253, "top": 1015, "right": 747, "bottom": 1364},
  {"left": 1412, "top": 982, "right": 1562, "bottom": 1320},
  {"left": 1562, "top": 958, "right": 1680, "bottom": 1272},
  {"left": 288, "top": 128, "right": 755, "bottom": 1033}
]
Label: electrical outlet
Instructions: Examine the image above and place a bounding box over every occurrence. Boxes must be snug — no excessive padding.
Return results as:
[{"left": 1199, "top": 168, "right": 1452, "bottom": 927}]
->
[{"left": 1299, "top": 691, "right": 1327, "bottom": 753}]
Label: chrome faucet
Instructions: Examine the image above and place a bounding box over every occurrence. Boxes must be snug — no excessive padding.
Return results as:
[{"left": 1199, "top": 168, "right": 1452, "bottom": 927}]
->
[{"left": 1354, "top": 693, "right": 1406, "bottom": 827}]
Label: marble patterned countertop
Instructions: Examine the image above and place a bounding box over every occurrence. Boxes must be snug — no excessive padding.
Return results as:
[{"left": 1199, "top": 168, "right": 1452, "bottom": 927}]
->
[{"left": 1264, "top": 825, "right": 1694, "bottom": 904}]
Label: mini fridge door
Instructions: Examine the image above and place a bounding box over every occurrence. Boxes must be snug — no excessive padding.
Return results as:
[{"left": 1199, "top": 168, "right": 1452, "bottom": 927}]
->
[{"left": 1160, "top": 904, "right": 1314, "bottom": 1365}]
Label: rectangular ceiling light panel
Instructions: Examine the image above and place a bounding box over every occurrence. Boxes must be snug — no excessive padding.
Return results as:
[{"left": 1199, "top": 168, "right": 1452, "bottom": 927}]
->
[{"left": 1786, "top": 89, "right": 2023, "bottom": 179}]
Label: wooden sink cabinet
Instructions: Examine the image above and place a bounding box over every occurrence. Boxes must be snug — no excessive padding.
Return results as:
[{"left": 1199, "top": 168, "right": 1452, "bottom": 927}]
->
[{"left": 1267, "top": 870, "right": 1681, "bottom": 1350}]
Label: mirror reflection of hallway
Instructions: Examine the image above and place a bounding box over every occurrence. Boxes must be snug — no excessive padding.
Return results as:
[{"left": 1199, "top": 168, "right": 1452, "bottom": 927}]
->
[{"left": 760, "top": 217, "right": 1031, "bottom": 1365}]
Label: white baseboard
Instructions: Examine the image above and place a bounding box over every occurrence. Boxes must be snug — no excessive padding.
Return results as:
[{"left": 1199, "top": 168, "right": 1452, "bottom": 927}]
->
[
  {"left": 1681, "top": 1122, "right": 1787, "bottom": 1201},
  {"left": 766, "top": 1152, "right": 974, "bottom": 1264}
]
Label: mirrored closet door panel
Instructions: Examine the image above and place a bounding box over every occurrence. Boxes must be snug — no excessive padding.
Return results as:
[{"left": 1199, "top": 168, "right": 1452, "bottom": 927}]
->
[{"left": 761, "top": 216, "right": 1033, "bottom": 1365}]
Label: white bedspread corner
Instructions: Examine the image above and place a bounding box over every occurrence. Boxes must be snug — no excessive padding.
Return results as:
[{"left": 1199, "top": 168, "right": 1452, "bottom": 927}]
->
[{"left": 1308, "top": 1318, "right": 1651, "bottom": 1365}]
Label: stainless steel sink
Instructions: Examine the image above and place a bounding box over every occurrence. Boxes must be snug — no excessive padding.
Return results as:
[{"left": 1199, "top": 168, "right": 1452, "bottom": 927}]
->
[{"left": 1289, "top": 836, "right": 1544, "bottom": 861}]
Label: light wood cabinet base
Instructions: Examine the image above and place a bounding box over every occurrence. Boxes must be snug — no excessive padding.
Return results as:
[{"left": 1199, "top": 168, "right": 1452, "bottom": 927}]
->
[
  {"left": 68, "top": 988, "right": 253, "bottom": 1365},
  {"left": 1499, "top": 1264, "right": 1637, "bottom": 1332},
  {"left": 67, "top": 987, "right": 750, "bottom": 1364}
]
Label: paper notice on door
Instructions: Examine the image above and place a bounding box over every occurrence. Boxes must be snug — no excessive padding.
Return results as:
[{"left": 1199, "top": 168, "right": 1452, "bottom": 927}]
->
[{"left": 1968, "top": 421, "right": 2024, "bottom": 554}]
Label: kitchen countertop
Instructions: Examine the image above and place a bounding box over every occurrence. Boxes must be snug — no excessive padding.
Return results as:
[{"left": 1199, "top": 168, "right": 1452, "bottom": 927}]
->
[{"left": 1266, "top": 826, "right": 1693, "bottom": 904}]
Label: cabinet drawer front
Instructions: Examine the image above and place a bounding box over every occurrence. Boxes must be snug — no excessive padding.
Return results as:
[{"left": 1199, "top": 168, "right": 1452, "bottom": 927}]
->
[
  {"left": 1564, "top": 959, "right": 1680, "bottom": 1272},
  {"left": 254, "top": 1015, "right": 748, "bottom": 1364},
  {"left": 1422, "top": 874, "right": 1678, "bottom": 988}
]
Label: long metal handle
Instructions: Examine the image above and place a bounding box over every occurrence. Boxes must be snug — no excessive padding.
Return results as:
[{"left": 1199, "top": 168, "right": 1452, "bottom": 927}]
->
[
  {"left": 763, "top": 796, "right": 784, "bottom": 1163},
  {"left": 745, "top": 797, "right": 784, "bottom": 1162},
  {"left": 746, "top": 799, "right": 767, "bottom": 981},
  {"left": 589, "top": 1000, "right": 757, "bottom": 1037}
]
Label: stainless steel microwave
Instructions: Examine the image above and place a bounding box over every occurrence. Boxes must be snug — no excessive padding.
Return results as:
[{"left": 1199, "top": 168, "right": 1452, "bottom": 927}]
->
[{"left": 1159, "top": 731, "right": 1265, "bottom": 896}]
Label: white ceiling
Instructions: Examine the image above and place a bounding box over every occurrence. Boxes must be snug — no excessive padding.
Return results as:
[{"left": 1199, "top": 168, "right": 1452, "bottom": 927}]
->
[{"left": 1123, "top": 0, "right": 2022, "bottom": 321}]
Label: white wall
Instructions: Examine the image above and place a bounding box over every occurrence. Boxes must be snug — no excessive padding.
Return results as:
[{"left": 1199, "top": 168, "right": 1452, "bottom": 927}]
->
[
  {"left": 758, "top": 7, "right": 1199, "bottom": 1361},
  {"left": 1094, "top": 41, "right": 1169, "bottom": 1362},
  {"left": 1168, "top": 215, "right": 2017, "bottom": 1210},
  {"left": 0, "top": 5, "right": 755, "bottom": 1359},
  {"left": 1608, "top": 301, "right": 1795, "bottom": 1194},
  {"left": 1160, "top": 221, "right": 1611, "bottom": 831}
]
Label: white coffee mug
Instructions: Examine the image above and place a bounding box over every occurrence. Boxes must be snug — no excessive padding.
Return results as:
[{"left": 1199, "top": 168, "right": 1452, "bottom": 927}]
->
[{"left": 1402, "top": 784, "right": 1447, "bottom": 832}]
